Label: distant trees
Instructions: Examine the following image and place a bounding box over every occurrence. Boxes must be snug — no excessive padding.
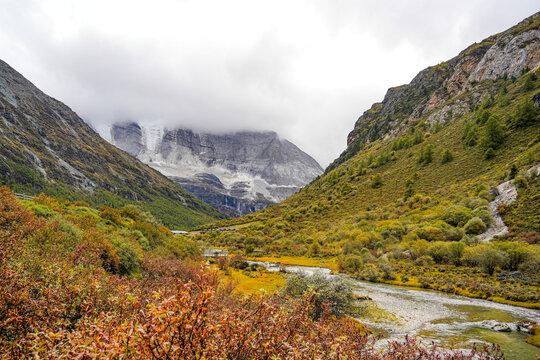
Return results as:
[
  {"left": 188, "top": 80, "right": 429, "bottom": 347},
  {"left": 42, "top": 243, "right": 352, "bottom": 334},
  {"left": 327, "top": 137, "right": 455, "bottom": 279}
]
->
[
  {"left": 462, "top": 121, "right": 479, "bottom": 146},
  {"left": 523, "top": 72, "right": 536, "bottom": 91},
  {"left": 474, "top": 109, "right": 491, "bottom": 125},
  {"left": 484, "top": 147, "right": 496, "bottom": 159},
  {"left": 417, "top": 144, "right": 434, "bottom": 166}
]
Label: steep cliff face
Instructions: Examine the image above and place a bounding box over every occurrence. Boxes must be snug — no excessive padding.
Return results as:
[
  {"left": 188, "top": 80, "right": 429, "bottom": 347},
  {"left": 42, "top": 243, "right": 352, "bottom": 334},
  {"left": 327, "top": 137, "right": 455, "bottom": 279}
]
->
[
  {"left": 0, "top": 59, "right": 226, "bottom": 228},
  {"left": 330, "top": 13, "right": 540, "bottom": 172},
  {"left": 111, "top": 123, "right": 323, "bottom": 217}
]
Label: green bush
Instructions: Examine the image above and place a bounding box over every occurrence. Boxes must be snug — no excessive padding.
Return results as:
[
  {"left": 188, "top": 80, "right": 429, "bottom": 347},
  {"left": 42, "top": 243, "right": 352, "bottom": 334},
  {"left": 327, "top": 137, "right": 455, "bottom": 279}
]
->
[
  {"left": 472, "top": 206, "right": 492, "bottom": 226},
  {"left": 462, "top": 121, "right": 479, "bottom": 146},
  {"left": 343, "top": 255, "right": 364, "bottom": 273},
  {"left": 475, "top": 109, "right": 491, "bottom": 124},
  {"left": 28, "top": 203, "right": 57, "bottom": 218},
  {"left": 463, "top": 217, "right": 487, "bottom": 235},
  {"left": 442, "top": 206, "right": 473, "bottom": 227},
  {"left": 441, "top": 149, "right": 454, "bottom": 164},
  {"left": 484, "top": 147, "right": 496, "bottom": 159},
  {"left": 116, "top": 242, "right": 142, "bottom": 276},
  {"left": 514, "top": 175, "right": 528, "bottom": 188},
  {"left": 417, "top": 226, "right": 446, "bottom": 242},
  {"left": 417, "top": 144, "right": 434, "bottom": 166},
  {"left": 463, "top": 245, "right": 509, "bottom": 275},
  {"left": 370, "top": 174, "right": 383, "bottom": 188},
  {"left": 414, "top": 255, "right": 435, "bottom": 267}
]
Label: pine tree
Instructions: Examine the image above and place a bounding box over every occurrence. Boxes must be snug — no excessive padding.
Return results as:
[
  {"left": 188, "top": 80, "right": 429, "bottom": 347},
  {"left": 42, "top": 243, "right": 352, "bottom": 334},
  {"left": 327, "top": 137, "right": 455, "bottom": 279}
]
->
[
  {"left": 482, "top": 115, "right": 504, "bottom": 150},
  {"left": 513, "top": 100, "right": 538, "bottom": 128}
]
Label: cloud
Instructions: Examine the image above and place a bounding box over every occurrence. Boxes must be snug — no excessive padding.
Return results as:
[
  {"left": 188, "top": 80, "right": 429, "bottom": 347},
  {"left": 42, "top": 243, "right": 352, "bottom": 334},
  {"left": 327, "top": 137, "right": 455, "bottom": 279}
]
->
[{"left": 0, "top": 0, "right": 537, "bottom": 166}]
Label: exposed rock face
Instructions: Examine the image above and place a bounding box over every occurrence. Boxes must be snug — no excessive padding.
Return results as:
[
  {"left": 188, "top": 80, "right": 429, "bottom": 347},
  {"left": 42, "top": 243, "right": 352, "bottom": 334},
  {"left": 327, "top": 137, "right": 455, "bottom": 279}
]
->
[
  {"left": 331, "top": 13, "right": 540, "bottom": 172},
  {"left": 111, "top": 123, "right": 323, "bottom": 217}
]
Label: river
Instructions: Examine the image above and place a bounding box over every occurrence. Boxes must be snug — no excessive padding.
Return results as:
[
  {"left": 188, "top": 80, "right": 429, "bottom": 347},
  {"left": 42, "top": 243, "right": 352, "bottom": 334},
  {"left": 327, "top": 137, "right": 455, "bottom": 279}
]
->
[{"left": 249, "top": 261, "right": 540, "bottom": 360}]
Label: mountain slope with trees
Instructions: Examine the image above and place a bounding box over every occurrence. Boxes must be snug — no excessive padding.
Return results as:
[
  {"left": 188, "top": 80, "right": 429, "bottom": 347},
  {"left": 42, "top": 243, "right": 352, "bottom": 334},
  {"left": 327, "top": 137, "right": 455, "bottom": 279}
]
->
[{"left": 0, "top": 60, "right": 226, "bottom": 229}]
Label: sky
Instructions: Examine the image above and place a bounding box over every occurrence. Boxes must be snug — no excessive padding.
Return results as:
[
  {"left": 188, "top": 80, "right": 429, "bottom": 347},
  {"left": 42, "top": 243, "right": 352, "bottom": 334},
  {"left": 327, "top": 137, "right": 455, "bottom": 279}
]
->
[{"left": 0, "top": 1, "right": 537, "bottom": 167}]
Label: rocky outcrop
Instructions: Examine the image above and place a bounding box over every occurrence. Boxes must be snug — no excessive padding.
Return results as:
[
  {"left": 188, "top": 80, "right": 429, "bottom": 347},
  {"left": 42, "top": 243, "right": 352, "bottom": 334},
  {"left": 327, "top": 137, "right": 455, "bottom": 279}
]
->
[
  {"left": 111, "top": 123, "right": 323, "bottom": 217},
  {"left": 478, "top": 180, "right": 518, "bottom": 242}
]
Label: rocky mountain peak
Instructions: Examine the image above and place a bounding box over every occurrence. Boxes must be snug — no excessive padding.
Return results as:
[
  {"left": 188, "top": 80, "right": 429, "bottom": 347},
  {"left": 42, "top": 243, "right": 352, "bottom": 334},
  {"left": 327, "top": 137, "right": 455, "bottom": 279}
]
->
[{"left": 111, "top": 123, "right": 323, "bottom": 217}]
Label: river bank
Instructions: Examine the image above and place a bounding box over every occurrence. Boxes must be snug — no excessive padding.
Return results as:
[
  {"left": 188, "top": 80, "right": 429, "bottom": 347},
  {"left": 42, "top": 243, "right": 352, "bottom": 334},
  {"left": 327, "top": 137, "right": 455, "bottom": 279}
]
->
[
  {"left": 248, "top": 260, "right": 540, "bottom": 360},
  {"left": 247, "top": 256, "right": 540, "bottom": 309}
]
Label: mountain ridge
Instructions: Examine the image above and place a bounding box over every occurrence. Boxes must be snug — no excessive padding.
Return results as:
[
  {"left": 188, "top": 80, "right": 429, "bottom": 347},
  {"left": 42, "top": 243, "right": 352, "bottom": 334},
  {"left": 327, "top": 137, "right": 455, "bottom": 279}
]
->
[
  {"left": 0, "top": 59, "right": 226, "bottom": 228},
  {"left": 327, "top": 12, "right": 540, "bottom": 173}
]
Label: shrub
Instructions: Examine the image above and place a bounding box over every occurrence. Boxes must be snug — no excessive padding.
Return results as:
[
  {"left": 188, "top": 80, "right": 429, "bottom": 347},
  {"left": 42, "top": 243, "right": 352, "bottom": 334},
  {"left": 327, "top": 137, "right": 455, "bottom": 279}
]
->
[
  {"left": 462, "top": 121, "right": 479, "bottom": 146},
  {"left": 447, "top": 242, "right": 466, "bottom": 265},
  {"left": 343, "top": 255, "right": 364, "bottom": 273},
  {"left": 417, "top": 144, "right": 434, "bottom": 166},
  {"left": 403, "top": 184, "right": 415, "bottom": 200},
  {"left": 417, "top": 226, "right": 446, "bottom": 242},
  {"left": 308, "top": 241, "right": 321, "bottom": 256},
  {"left": 475, "top": 109, "right": 491, "bottom": 124},
  {"left": 358, "top": 263, "right": 383, "bottom": 282},
  {"left": 463, "top": 197, "right": 489, "bottom": 209},
  {"left": 442, "top": 206, "right": 473, "bottom": 227},
  {"left": 99, "top": 206, "right": 123, "bottom": 226},
  {"left": 441, "top": 149, "right": 454, "bottom": 164},
  {"left": 509, "top": 164, "right": 518, "bottom": 179},
  {"left": 370, "top": 174, "right": 383, "bottom": 188},
  {"left": 495, "top": 242, "right": 534, "bottom": 271},
  {"left": 282, "top": 273, "right": 362, "bottom": 319},
  {"left": 484, "top": 147, "right": 496, "bottom": 159},
  {"left": 413, "top": 129, "right": 424, "bottom": 144},
  {"left": 472, "top": 206, "right": 492, "bottom": 226},
  {"left": 27, "top": 203, "right": 57, "bottom": 218},
  {"left": 377, "top": 220, "right": 406, "bottom": 240},
  {"left": 116, "top": 241, "right": 142, "bottom": 275},
  {"left": 377, "top": 262, "right": 396, "bottom": 280},
  {"left": 463, "top": 245, "right": 509, "bottom": 275},
  {"left": 463, "top": 217, "right": 487, "bottom": 235},
  {"left": 514, "top": 175, "right": 527, "bottom": 188}
]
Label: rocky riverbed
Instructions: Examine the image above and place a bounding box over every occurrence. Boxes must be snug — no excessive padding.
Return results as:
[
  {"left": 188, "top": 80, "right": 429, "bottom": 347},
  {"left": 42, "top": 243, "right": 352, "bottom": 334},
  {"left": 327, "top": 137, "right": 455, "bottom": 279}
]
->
[{"left": 251, "top": 261, "right": 540, "bottom": 360}]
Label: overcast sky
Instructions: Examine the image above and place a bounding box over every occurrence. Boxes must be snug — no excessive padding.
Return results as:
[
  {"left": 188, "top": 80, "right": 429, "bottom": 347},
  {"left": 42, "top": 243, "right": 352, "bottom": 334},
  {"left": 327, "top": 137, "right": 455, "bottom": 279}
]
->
[{"left": 0, "top": 1, "right": 537, "bottom": 166}]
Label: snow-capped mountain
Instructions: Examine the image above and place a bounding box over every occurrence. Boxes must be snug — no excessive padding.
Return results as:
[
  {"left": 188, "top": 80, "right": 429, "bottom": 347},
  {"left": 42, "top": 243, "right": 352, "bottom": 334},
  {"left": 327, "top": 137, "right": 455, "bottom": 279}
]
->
[{"left": 110, "top": 123, "right": 323, "bottom": 217}]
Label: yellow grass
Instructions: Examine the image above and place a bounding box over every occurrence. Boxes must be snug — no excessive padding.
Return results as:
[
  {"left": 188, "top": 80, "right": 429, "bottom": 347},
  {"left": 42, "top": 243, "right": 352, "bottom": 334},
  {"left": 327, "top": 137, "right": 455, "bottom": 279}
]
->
[
  {"left": 246, "top": 255, "right": 340, "bottom": 271},
  {"left": 220, "top": 268, "right": 286, "bottom": 295}
]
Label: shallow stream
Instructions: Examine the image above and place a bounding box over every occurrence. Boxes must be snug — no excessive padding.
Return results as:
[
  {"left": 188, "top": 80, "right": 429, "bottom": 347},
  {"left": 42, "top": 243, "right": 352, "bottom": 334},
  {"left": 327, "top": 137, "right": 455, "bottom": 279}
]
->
[{"left": 250, "top": 261, "right": 540, "bottom": 359}]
